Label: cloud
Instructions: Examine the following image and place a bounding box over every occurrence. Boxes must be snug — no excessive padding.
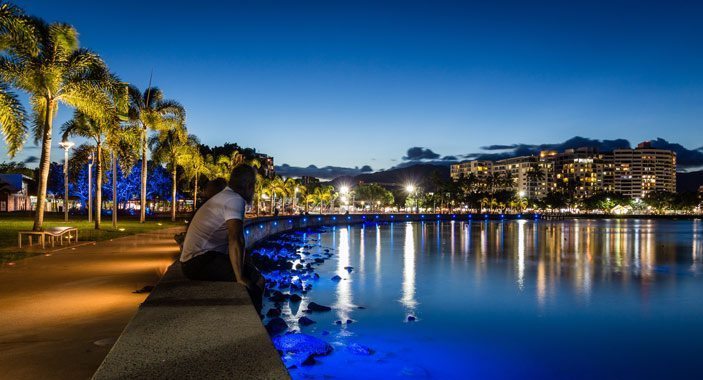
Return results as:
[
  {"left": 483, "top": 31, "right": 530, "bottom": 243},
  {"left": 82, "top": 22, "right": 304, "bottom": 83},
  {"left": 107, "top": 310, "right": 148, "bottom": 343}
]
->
[
  {"left": 275, "top": 164, "right": 374, "bottom": 180},
  {"left": 403, "top": 147, "right": 440, "bottom": 161}
]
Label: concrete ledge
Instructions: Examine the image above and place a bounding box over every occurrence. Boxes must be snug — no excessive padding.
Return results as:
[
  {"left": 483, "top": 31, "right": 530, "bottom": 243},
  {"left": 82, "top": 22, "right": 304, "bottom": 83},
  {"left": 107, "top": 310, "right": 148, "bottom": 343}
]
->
[{"left": 92, "top": 263, "right": 289, "bottom": 380}]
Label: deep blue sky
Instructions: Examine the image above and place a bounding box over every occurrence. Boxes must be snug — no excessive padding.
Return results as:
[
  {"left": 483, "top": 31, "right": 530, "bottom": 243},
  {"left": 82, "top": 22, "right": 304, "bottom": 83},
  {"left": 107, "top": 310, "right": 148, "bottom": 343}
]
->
[{"left": 5, "top": 0, "right": 703, "bottom": 173}]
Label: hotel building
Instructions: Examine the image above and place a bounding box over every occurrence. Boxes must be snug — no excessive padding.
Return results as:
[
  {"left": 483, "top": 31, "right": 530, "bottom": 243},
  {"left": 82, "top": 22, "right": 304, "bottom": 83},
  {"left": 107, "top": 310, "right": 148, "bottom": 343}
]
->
[{"left": 450, "top": 142, "right": 676, "bottom": 199}]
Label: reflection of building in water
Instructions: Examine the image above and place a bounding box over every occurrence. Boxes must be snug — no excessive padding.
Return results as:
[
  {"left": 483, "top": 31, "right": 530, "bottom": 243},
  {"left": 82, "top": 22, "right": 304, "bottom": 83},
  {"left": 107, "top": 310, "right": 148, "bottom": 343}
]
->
[
  {"left": 375, "top": 225, "right": 382, "bottom": 288},
  {"left": 517, "top": 220, "right": 526, "bottom": 291},
  {"left": 691, "top": 221, "right": 702, "bottom": 272},
  {"left": 335, "top": 227, "right": 353, "bottom": 324},
  {"left": 401, "top": 223, "right": 417, "bottom": 313}
]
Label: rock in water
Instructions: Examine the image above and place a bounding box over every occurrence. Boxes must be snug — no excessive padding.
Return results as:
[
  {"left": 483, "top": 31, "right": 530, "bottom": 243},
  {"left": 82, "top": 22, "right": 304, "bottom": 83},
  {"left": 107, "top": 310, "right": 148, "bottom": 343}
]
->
[
  {"left": 301, "top": 354, "right": 316, "bottom": 366},
  {"left": 347, "top": 343, "right": 375, "bottom": 356},
  {"left": 331, "top": 275, "right": 342, "bottom": 282},
  {"left": 289, "top": 294, "right": 302, "bottom": 302},
  {"left": 273, "top": 333, "right": 333, "bottom": 357},
  {"left": 266, "top": 317, "right": 288, "bottom": 336},
  {"left": 266, "top": 308, "right": 282, "bottom": 318},
  {"left": 407, "top": 315, "right": 416, "bottom": 322},
  {"left": 299, "top": 316, "right": 316, "bottom": 326},
  {"left": 307, "top": 302, "right": 332, "bottom": 312},
  {"left": 344, "top": 266, "right": 354, "bottom": 273}
]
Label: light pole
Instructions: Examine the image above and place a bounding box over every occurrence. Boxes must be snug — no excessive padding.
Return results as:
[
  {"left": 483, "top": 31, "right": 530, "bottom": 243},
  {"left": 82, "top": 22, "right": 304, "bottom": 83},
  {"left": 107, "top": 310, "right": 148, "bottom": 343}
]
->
[
  {"left": 59, "top": 141, "right": 75, "bottom": 222},
  {"left": 88, "top": 151, "right": 94, "bottom": 222}
]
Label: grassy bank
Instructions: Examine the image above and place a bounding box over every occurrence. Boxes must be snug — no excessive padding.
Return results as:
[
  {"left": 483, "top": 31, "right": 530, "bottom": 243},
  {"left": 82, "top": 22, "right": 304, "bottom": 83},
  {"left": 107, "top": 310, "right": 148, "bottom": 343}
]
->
[{"left": 0, "top": 215, "right": 184, "bottom": 262}]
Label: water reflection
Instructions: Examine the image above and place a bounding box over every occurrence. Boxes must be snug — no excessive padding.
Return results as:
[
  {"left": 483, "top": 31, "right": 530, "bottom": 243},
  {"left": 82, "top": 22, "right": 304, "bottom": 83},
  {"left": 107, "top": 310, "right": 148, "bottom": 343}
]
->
[
  {"left": 401, "top": 222, "right": 417, "bottom": 313},
  {"left": 296, "top": 219, "right": 703, "bottom": 379},
  {"left": 335, "top": 226, "right": 352, "bottom": 325}
]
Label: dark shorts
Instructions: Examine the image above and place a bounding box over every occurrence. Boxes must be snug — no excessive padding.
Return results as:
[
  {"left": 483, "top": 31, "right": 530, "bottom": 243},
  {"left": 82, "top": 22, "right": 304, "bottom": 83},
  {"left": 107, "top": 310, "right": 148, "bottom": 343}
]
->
[{"left": 181, "top": 252, "right": 265, "bottom": 312}]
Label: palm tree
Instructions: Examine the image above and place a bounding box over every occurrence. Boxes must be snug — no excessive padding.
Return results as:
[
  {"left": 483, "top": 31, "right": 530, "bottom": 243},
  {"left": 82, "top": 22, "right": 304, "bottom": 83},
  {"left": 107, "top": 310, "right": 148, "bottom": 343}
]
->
[
  {"left": 177, "top": 138, "right": 209, "bottom": 209},
  {"left": 1, "top": 14, "right": 115, "bottom": 230},
  {"left": 104, "top": 120, "right": 140, "bottom": 228},
  {"left": 148, "top": 126, "right": 188, "bottom": 221},
  {"left": 61, "top": 113, "right": 106, "bottom": 228},
  {"left": 0, "top": 4, "right": 28, "bottom": 157},
  {"left": 263, "top": 176, "right": 286, "bottom": 214},
  {"left": 128, "top": 85, "right": 185, "bottom": 223}
]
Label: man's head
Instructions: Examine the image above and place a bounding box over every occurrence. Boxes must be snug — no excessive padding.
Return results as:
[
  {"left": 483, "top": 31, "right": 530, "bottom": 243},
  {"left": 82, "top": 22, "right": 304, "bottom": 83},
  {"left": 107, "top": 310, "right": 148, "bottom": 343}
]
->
[
  {"left": 204, "top": 178, "right": 227, "bottom": 199},
  {"left": 228, "top": 164, "right": 257, "bottom": 203}
]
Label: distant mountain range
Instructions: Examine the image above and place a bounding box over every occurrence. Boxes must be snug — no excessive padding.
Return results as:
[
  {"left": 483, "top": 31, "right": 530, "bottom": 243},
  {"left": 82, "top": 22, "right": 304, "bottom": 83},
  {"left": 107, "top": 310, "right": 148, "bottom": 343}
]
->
[
  {"left": 329, "top": 164, "right": 450, "bottom": 189},
  {"left": 677, "top": 170, "right": 703, "bottom": 193},
  {"left": 329, "top": 163, "right": 703, "bottom": 194}
]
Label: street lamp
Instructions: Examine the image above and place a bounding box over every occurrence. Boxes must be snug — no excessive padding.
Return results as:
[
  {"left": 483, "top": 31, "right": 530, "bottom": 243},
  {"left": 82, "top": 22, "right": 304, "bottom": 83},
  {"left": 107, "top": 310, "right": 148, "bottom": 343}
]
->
[
  {"left": 88, "top": 151, "right": 94, "bottom": 223},
  {"left": 59, "top": 140, "right": 75, "bottom": 222}
]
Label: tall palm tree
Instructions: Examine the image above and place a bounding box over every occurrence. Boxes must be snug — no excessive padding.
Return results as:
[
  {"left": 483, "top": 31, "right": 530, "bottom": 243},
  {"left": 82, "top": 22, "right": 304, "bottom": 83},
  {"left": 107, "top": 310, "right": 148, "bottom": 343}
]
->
[
  {"left": 264, "top": 176, "right": 286, "bottom": 214},
  {"left": 61, "top": 112, "right": 107, "bottom": 228},
  {"left": 128, "top": 85, "right": 185, "bottom": 223},
  {"left": 148, "top": 126, "right": 188, "bottom": 221},
  {"left": 104, "top": 120, "right": 140, "bottom": 228},
  {"left": 1, "top": 13, "right": 114, "bottom": 230},
  {"left": 177, "top": 137, "right": 209, "bottom": 209}
]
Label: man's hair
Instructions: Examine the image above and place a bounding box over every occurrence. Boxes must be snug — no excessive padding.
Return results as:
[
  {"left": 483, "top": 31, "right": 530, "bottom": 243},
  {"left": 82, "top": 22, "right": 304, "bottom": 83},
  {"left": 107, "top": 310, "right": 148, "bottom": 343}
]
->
[{"left": 228, "top": 164, "right": 257, "bottom": 200}]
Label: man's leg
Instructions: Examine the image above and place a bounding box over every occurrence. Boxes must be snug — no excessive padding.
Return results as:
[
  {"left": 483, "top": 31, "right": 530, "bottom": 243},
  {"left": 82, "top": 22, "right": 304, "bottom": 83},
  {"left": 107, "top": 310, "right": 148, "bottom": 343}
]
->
[{"left": 181, "top": 252, "right": 236, "bottom": 282}]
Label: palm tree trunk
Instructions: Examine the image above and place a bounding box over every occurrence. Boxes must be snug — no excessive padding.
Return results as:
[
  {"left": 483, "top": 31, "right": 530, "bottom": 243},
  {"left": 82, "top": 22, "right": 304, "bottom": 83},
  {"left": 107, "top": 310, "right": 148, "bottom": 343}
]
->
[
  {"left": 33, "top": 99, "right": 55, "bottom": 231},
  {"left": 95, "top": 143, "right": 102, "bottom": 229},
  {"left": 171, "top": 166, "right": 177, "bottom": 222},
  {"left": 140, "top": 127, "right": 147, "bottom": 223},
  {"left": 112, "top": 150, "right": 117, "bottom": 228},
  {"left": 193, "top": 171, "right": 198, "bottom": 210}
]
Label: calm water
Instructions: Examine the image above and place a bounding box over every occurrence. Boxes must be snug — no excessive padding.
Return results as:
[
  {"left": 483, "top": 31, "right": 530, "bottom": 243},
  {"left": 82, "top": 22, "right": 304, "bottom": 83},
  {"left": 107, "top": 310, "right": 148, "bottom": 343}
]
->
[{"left": 268, "top": 219, "right": 703, "bottom": 379}]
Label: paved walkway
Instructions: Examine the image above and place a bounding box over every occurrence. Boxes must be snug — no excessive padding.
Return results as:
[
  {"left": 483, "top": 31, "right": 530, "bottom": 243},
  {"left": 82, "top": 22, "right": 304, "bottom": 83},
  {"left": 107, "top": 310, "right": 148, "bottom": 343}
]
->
[{"left": 0, "top": 227, "right": 184, "bottom": 380}]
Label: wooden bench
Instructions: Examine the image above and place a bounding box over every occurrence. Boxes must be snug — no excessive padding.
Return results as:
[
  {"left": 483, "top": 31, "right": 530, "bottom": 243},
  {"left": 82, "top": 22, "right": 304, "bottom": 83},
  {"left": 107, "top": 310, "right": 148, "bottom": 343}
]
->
[{"left": 18, "top": 227, "right": 79, "bottom": 249}]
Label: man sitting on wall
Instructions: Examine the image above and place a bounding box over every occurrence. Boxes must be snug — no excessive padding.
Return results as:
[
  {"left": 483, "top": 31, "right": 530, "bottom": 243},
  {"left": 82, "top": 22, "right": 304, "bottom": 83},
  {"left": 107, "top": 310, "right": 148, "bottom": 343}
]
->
[{"left": 180, "top": 164, "right": 264, "bottom": 310}]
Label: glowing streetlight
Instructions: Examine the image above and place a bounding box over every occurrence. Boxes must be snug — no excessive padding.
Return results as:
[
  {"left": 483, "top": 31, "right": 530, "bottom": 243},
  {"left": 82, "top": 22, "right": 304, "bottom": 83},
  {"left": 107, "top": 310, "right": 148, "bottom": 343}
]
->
[
  {"left": 340, "top": 185, "right": 349, "bottom": 195},
  {"left": 59, "top": 140, "right": 75, "bottom": 222},
  {"left": 519, "top": 190, "right": 526, "bottom": 198},
  {"left": 406, "top": 184, "right": 416, "bottom": 194}
]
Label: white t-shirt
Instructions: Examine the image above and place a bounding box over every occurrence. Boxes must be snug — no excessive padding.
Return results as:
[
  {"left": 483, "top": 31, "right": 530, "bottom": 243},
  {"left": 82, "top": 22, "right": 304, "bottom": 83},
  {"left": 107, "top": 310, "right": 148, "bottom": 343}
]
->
[{"left": 180, "top": 187, "right": 246, "bottom": 262}]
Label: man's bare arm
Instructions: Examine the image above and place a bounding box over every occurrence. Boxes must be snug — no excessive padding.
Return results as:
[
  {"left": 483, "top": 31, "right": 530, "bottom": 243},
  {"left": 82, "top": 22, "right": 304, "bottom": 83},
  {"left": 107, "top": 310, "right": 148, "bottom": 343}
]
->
[{"left": 226, "top": 219, "right": 248, "bottom": 286}]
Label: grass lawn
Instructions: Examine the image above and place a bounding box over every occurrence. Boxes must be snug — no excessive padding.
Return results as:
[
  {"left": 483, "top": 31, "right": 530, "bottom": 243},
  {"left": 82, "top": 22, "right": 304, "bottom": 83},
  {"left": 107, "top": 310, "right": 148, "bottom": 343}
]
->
[{"left": 0, "top": 214, "right": 185, "bottom": 262}]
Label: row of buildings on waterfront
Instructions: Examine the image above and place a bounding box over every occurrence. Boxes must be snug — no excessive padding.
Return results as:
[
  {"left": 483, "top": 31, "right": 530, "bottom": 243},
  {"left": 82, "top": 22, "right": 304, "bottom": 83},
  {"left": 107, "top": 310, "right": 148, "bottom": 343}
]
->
[{"left": 450, "top": 142, "right": 677, "bottom": 199}]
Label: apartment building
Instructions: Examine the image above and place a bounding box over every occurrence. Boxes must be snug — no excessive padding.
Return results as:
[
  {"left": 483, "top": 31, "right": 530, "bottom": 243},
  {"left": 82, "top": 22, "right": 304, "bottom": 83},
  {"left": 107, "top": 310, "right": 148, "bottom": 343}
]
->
[
  {"left": 613, "top": 142, "right": 676, "bottom": 198},
  {"left": 450, "top": 141, "right": 676, "bottom": 199}
]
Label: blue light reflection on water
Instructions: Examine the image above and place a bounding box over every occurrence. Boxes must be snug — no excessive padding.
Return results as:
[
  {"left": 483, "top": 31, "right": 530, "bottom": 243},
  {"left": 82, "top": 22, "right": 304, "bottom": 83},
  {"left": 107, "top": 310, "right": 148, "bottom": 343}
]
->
[{"left": 267, "top": 219, "right": 703, "bottom": 379}]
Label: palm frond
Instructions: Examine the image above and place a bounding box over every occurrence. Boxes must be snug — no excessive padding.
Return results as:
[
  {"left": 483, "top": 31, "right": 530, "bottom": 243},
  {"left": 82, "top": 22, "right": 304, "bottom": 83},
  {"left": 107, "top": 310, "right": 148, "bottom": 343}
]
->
[
  {"left": 0, "top": 82, "right": 27, "bottom": 157},
  {"left": 48, "top": 22, "right": 78, "bottom": 57}
]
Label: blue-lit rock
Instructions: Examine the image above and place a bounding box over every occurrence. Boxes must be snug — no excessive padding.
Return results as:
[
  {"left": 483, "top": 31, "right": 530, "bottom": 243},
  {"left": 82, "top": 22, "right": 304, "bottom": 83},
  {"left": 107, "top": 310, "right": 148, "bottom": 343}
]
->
[
  {"left": 298, "top": 316, "right": 316, "bottom": 326},
  {"left": 265, "top": 317, "right": 288, "bottom": 335},
  {"left": 266, "top": 308, "right": 282, "bottom": 318},
  {"left": 273, "top": 333, "right": 333, "bottom": 356},
  {"left": 307, "top": 302, "right": 331, "bottom": 312},
  {"left": 331, "top": 275, "right": 342, "bottom": 282}
]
